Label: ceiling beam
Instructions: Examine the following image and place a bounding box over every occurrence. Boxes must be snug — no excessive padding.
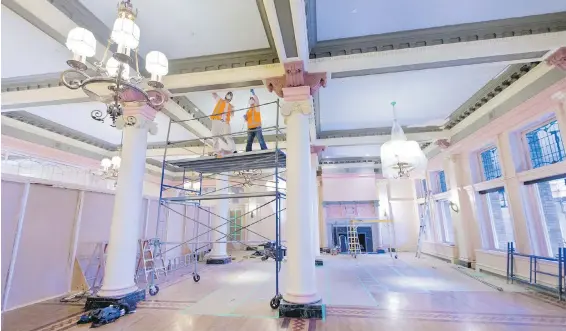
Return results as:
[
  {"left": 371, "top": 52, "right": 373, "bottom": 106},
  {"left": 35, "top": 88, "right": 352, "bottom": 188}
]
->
[{"left": 309, "top": 31, "right": 566, "bottom": 75}]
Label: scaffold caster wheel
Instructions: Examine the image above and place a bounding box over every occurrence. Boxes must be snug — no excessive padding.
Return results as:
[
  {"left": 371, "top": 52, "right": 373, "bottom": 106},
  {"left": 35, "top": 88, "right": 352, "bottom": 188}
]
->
[
  {"left": 395, "top": 255, "right": 398, "bottom": 259},
  {"left": 270, "top": 296, "right": 281, "bottom": 309},
  {"left": 149, "top": 285, "right": 159, "bottom": 296},
  {"left": 193, "top": 274, "right": 200, "bottom": 282}
]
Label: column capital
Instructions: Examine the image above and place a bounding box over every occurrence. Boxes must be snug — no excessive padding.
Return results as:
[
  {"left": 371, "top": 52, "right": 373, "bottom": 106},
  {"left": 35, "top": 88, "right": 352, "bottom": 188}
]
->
[
  {"left": 546, "top": 47, "right": 566, "bottom": 71},
  {"left": 310, "top": 145, "right": 325, "bottom": 155},
  {"left": 281, "top": 98, "right": 313, "bottom": 119},
  {"left": 265, "top": 60, "right": 327, "bottom": 98},
  {"left": 115, "top": 104, "right": 159, "bottom": 135}
]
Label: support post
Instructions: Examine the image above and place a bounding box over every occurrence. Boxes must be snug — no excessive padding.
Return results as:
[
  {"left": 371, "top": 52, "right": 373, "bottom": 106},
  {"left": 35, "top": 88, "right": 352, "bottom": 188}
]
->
[
  {"left": 207, "top": 173, "right": 231, "bottom": 264},
  {"left": 86, "top": 104, "right": 160, "bottom": 310}
]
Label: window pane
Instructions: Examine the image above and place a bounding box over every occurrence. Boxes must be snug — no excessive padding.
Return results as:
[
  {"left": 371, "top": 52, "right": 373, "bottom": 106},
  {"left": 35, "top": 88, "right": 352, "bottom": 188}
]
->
[
  {"left": 534, "top": 177, "right": 566, "bottom": 256},
  {"left": 485, "top": 188, "right": 514, "bottom": 250},
  {"left": 437, "top": 200, "right": 454, "bottom": 243},
  {"left": 526, "top": 120, "right": 565, "bottom": 169},
  {"left": 438, "top": 171, "right": 447, "bottom": 193},
  {"left": 480, "top": 147, "right": 502, "bottom": 180}
]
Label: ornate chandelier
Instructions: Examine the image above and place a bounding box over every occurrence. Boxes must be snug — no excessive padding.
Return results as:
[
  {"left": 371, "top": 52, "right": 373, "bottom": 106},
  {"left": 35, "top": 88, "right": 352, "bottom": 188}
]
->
[
  {"left": 99, "top": 155, "right": 122, "bottom": 179},
  {"left": 61, "top": 0, "right": 168, "bottom": 127},
  {"left": 380, "top": 102, "right": 427, "bottom": 179}
]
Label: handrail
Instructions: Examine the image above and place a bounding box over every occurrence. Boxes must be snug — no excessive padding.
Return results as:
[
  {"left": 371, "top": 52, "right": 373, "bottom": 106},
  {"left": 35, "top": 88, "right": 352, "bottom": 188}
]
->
[{"left": 506, "top": 242, "right": 565, "bottom": 301}]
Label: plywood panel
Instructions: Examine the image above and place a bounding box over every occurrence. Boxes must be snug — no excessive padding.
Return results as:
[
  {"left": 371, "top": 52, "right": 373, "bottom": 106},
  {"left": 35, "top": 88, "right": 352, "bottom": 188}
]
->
[
  {"left": 7, "top": 184, "right": 79, "bottom": 310},
  {"left": 1, "top": 181, "right": 25, "bottom": 302},
  {"left": 165, "top": 204, "right": 185, "bottom": 259},
  {"left": 77, "top": 192, "right": 114, "bottom": 257}
]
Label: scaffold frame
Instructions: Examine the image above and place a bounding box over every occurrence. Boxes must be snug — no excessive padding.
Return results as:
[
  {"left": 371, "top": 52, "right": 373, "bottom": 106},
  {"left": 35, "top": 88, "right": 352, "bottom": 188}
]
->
[{"left": 148, "top": 99, "right": 286, "bottom": 309}]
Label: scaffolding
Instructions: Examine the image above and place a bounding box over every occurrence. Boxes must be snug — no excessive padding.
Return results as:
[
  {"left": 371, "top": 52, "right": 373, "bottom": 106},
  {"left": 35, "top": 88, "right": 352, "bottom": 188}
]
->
[{"left": 148, "top": 99, "right": 286, "bottom": 309}]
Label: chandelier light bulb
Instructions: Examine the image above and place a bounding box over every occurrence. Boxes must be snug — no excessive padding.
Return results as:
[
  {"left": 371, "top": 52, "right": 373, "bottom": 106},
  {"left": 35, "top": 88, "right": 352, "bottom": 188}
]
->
[
  {"left": 100, "top": 157, "right": 112, "bottom": 171},
  {"left": 146, "top": 51, "right": 168, "bottom": 87},
  {"left": 111, "top": 156, "right": 122, "bottom": 169},
  {"left": 106, "top": 57, "right": 130, "bottom": 79},
  {"left": 66, "top": 27, "right": 96, "bottom": 70},
  {"left": 111, "top": 17, "right": 140, "bottom": 56}
]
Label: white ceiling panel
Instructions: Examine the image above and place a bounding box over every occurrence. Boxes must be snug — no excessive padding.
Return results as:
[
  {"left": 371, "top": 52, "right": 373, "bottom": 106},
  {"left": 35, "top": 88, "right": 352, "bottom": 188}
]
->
[
  {"left": 79, "top": 0, "right": 269, "bottom": 59},
  {"left": 316, "top": 0, "right": 566, "bottom": 41},
  {"left": 318, "top": 64, "right": 507, "bottom": 132},
  {"left": 23, "top": 102, "right": 196, "bottom": 145},
  {"left": 1, "top": 6, "right": 70, "bottom": 78},
  {"left": 186, "top": 87, "right": 284, "bottom": 136}
]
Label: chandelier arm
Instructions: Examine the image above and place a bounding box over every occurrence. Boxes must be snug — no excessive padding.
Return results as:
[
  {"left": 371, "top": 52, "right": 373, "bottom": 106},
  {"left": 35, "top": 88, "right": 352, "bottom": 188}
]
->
[
  {"left": 60, "top": 69, "right": 91, "bottom": 89},
  {"left": 91, "top": 109, "right": 108, "bottom": 122}
]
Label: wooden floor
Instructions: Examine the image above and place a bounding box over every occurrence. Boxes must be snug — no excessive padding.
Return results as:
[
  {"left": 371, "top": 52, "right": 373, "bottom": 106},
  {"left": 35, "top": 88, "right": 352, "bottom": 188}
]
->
[{"left": 2, "top": 253, "right": 566, "bottom": 331}]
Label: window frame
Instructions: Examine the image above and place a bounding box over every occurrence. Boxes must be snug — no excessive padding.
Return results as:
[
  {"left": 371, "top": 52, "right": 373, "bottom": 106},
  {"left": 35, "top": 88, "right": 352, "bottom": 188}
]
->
[
  {"left": 434, "top": 198, "right": 455, "bottom": 244},
  {"left": 521, "top": 118, "right": 565, "bottom": 170},
  {"left": 483, "top": 187, "right": 514, "bottom": 251},
  {"left": 478, "top": 146, "right": 502, "bottom": 182}
]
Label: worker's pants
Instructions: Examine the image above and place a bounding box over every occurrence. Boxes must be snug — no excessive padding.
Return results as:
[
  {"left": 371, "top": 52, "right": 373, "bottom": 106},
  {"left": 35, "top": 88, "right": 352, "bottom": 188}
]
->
[
  {"left": 245, "top": 127, "right": 268, "bottom": 152},
  {"left": 212, "top": 120, "right": 235, "bottom": 154}
]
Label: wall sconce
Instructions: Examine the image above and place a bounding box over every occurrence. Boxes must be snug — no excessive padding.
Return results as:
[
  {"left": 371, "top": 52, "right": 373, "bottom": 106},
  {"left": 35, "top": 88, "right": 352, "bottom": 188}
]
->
[{"left": 449, "top": 201, "right": 460, "bottom": 213}]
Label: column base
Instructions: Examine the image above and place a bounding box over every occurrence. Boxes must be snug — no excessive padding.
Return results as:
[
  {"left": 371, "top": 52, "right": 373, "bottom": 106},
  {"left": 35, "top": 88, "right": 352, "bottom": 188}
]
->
[
  {"left": 279, "top": 299, "right": 325, "bottom": 319},
  {"left": 206, "top": 257, "right": 232, "bottom": 264},
  {"left": 85, "top": 288, "right": 145, "bottom": 312},
  {"left": 315, "top": 258, "right": 323, "bottom": 266}
]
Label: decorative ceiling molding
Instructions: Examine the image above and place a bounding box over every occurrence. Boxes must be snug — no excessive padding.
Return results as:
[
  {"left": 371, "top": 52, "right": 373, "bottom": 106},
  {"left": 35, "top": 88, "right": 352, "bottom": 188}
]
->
[
  {"left": 2, "top": 111, "right": 117, "bottom": 150},
  {"left": 168, "top": 49, "right": 279, "bottom": 75},
  {"left": 444, "top": 62, "right": 539, "bottom": 129},
  {"left": 321, "top": 157, "right": 381, "bottom": 165},
  {"left": 450, "top": 65, "right": 566, "bottom": 145},
  {"left": 330, "top": 52, "right": 546, "bottom": 79},
  {"left": 318, "top": 127, "right": 442, "bottom": 140},
  {"left": 308, "top": 12, "right": 566, "bottom": 59}
]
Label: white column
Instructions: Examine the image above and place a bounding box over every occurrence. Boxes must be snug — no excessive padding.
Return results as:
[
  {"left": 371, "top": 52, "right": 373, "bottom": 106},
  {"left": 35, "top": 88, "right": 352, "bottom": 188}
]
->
[
  {"left": 209, "top": 174, "right": 230, "bottom": 259},
  {"left": 311, "top": 153, "right": 321, "bottom": 258},
  {"left": 497, "top": 133, "right": 534, "bottom": 254},
  {"left": 98, "top": 106, "right": 158, "bottom": 297},
  {"left": 387, "top": 178, "right": 419, "bottom": 251},
  {"left": 282, "top": 90, "right": 320, "bottom": 304}
]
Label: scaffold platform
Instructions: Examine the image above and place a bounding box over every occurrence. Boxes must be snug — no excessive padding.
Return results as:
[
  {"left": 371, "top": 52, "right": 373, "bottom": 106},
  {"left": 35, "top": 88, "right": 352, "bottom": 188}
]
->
[
  {"left": 163, "top": 191, "right": 281, "bottom": 202},
  {"left": 168, "top": 149, "right": 287, "bottom": 173}
]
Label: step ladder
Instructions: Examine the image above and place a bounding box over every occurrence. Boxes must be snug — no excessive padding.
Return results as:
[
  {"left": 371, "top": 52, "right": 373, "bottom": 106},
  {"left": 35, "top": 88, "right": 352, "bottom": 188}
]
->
[
  {"left": 347, "top": 224, "right": 361, "bottom": 258},
  {"left": 416, "top": 191, "right": 432, "bottom": 258},
  {"left": 136, "top": 239, "right": 167, "bottom": 283},
  {"left": 84, "top": 242, "right": 108, "bottom": 291}
]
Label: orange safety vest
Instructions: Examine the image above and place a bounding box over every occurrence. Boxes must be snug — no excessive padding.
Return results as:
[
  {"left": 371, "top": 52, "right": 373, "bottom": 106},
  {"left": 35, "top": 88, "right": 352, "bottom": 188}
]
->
[
  {"left": 211, "top": 99, "right": 232, "bottom": 123},
  {"left": 246, "top": 106, "right": 262, "bottom": 129}
]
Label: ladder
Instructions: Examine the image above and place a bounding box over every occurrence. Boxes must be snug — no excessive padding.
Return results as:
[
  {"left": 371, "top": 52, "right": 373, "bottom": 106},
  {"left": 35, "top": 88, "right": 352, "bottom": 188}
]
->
[
  {"left": 84, "top": 242, "right": 107, "bottom": 291},
  {"left": 416, "top": 191, "right": 432, "bottom": 258},
  {"left": 347, "top": 224, "right": 361, "bottom": 258},
  {"left": 136, "top": 239, "right": 167, "bottom": 283}
]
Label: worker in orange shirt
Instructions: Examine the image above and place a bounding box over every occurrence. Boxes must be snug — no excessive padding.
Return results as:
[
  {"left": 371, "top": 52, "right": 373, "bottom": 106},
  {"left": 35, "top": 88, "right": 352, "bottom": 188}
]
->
[
  {"left": 244, "top": 89, "right": 268, "bottom": 152},
  {"left": 210, "top": 91, "right": 236, "bottom": 156}
]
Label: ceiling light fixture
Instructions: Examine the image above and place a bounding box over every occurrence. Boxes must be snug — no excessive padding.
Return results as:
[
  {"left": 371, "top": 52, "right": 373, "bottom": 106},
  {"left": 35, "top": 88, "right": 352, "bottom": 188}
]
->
[
  {"left": 380, "top": 101, "right": 427, "bottom": 179},
  {"left": 60, "top": 0, "right": 168, "bottom": 127}
]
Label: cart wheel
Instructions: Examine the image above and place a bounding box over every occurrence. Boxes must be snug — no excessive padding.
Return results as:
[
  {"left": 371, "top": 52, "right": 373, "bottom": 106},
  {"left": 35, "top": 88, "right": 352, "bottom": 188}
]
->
[
  {"left": 193, "top": 274, "right": 200, "bottom": 282},
  {"left": 270, "top": 296, "right": 281, "bottom": 309},
  {"left": 261, "top": 256, "right": 268, "bottom": 261},
  {"left": 395, "top": 255, "right": 398, "bottom": 259},
  {"left": 148, "top": 285, "right": 159, "bottom": 296}
]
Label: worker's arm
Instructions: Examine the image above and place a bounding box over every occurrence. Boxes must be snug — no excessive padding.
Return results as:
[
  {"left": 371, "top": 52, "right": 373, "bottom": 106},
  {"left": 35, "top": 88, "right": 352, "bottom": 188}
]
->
[
  {"left": 250, "top": 89, "right": 259, "bottom": 106},
  {"left": 212, "top": 92, "right": 220, "bottom": 102}
]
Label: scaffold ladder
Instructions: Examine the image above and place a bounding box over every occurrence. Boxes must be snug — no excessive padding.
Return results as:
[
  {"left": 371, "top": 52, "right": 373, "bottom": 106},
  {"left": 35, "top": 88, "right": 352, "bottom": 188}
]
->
[
  {"left": 136, "top": 239, "right": 167, "bottom": 283},
  {"left": 416, "top": 191, "right": 432, "bottom": 258},
  {"left": 84, "top": 242, "right": 107, "bottom": 290},
  {"left": 347, "top": 224, "right": 361, "bottom": 258}
]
